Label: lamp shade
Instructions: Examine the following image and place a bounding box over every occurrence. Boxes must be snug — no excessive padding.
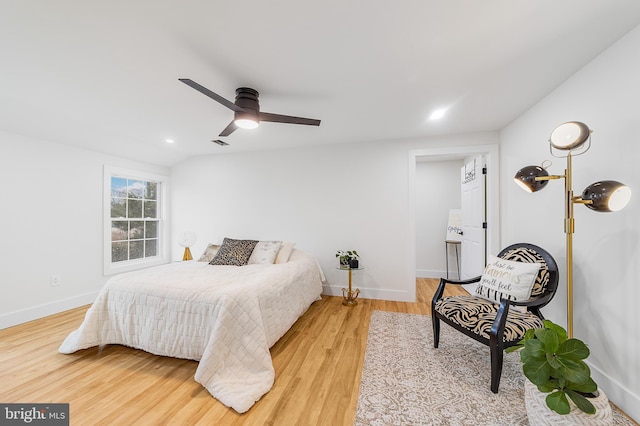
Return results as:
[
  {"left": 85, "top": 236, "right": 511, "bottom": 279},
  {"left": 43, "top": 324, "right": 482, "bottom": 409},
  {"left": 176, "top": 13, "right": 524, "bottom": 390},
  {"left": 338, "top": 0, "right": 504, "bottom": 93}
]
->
[
  {"left": 581, "top": 180, "right": 632, "bottom": 212},
  {"left": 514, "top": 165, "right": 549, "bottom": 193},
  {"left": 549, "top": 121, "right": 591, "bottom": 150},
  {"left": 179, "top": 231, "right": 197, "bottom": 247}
]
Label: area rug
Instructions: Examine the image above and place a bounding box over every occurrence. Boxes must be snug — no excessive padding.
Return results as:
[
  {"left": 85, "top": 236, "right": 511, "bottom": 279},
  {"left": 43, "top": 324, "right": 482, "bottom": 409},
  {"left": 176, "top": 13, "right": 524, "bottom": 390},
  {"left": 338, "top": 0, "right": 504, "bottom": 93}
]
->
[{"left": 354, "top": 310, "right": 636, "bottom": 426}]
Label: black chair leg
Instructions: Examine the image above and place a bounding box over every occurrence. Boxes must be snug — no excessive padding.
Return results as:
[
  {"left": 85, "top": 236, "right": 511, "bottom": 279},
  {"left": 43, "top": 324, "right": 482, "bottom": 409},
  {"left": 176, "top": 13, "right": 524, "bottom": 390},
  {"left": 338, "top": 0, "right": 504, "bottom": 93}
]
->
[
  {"left": 432, "top": 315, "right": 440, "bottom": 348},
  {"left": 490, "top": 344, "right": 503, "bottom": 393}
]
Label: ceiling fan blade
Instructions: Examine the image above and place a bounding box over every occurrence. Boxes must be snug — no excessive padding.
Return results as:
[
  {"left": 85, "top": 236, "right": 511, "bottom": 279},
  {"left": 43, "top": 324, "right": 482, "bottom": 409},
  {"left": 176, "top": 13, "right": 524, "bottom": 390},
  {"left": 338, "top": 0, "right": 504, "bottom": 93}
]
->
[
  {"left": 179, "top": 79, "right": 245, "bottom": 112},
  {"left": 211, "top": 139, "right": 229, "bottom": 146},
  {"left": 219, "top": 120, "right": 238, "bottom": 137},
  {"left": 259, "top": 112, "right": 321, "bottom": 126}
]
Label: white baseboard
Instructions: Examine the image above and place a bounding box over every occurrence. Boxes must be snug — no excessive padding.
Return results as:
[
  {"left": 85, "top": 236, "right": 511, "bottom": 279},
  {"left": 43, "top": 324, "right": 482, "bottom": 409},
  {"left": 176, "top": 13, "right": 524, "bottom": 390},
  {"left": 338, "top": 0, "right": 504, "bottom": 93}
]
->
[
  {"left": 588, "top": 361, "right": 640, "bottom": 423},
  {"left": 416, "top": 269, "right": 444, "bottom": 278},
  {"left": 322, "top": 285, "right": 413, "bottom": 303},
  {"left": 0, "top": 291, "right": 98, "bottom": 330}
]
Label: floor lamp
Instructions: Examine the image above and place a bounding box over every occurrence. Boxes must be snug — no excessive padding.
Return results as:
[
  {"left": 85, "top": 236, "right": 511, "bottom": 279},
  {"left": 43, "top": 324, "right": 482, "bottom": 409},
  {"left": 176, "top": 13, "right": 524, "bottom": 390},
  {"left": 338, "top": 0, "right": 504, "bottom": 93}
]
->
[{"left": 513, "top": 121, "right": 631, "bottom": 338}]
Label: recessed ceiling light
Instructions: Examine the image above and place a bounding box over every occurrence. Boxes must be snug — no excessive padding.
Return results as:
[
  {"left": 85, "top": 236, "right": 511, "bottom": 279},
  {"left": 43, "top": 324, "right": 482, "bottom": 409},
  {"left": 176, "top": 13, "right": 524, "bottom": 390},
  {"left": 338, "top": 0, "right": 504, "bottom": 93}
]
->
[
  {"left": 429, "top": 108, "right": 447, "bottom": 121},
  {"left": 165, "top": 139, "right": 175, "bottom": 144}
]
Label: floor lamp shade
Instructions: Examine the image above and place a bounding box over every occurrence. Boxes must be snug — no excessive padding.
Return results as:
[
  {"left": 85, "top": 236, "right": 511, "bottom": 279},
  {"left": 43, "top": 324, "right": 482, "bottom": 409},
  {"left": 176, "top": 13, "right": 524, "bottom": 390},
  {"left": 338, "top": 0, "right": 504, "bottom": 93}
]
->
[
  {"left": 582, "top": 180, "right": 632, "bottom": 212},
  {"left": 513, "top": 165, "right": 550, "bottom": 193},
  {"left": 549, "top": 121, "right": 591, "bottom": 150}
]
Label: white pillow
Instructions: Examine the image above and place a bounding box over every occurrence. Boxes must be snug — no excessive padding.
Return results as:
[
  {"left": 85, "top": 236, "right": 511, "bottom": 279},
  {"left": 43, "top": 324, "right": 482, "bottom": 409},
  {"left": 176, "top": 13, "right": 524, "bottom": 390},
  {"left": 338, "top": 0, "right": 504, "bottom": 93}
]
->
[
  {"left": 198, "top": 243, "right": 220, "bottom": 262},
  {"left": 248, "top": 241, "right": 282, "bottom": 264},
  {"left": 274, "top": 241, "right": 296, "bottom": 264},
  {"left": 475, "top": 254, "right": 541, "bottom": 303}
]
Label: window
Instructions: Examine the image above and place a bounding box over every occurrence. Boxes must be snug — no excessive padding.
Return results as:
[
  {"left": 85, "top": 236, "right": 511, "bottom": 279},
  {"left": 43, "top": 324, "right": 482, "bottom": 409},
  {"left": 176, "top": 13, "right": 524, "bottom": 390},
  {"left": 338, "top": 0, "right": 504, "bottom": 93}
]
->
[{"left": 104, "top": 166, "right": 169, "bottom": 275}]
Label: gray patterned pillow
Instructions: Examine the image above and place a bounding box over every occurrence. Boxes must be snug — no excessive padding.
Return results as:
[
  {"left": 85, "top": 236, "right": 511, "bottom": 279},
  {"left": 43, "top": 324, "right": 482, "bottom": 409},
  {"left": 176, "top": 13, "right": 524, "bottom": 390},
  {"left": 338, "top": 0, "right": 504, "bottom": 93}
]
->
[{"left": 209, "top": 238, "right": 258, "bottom": 266}]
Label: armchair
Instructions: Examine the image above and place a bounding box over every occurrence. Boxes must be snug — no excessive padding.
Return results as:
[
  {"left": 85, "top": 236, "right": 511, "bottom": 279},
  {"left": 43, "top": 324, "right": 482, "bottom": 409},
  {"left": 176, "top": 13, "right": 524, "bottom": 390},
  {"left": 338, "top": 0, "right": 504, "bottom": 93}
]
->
[{"left": 431, "top": 243, "right": 559, "bottom": 393}]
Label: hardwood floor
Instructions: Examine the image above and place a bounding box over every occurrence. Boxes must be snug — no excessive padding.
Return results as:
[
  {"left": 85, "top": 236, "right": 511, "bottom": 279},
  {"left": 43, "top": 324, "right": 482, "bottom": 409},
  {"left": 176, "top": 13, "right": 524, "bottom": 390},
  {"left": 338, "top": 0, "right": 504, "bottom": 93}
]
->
[{"left": 0, "top": 279, "right": 464, "bottom": 425}]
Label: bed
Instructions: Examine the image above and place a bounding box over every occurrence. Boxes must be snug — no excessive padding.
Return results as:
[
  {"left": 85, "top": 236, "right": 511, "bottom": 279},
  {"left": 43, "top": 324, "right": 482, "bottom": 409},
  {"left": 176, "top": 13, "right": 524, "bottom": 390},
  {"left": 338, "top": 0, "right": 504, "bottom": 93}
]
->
[{"left": 59, "top": 245, "right": 324, "bottom": 413}]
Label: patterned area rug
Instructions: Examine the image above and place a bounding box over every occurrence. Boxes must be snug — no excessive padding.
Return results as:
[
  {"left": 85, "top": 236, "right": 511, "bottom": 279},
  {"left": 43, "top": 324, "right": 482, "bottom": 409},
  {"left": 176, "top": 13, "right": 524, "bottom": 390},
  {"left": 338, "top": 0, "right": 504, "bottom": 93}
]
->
[{"left": 355, "top": 310, "right": 636, "bottom": 426}]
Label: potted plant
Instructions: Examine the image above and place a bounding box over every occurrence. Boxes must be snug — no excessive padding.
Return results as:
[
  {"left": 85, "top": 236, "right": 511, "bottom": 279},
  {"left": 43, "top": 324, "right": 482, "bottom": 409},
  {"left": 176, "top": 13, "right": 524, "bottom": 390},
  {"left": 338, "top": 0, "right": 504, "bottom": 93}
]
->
[
  {"left": 336, "top": 250, "right": 359, "bottom": 269},
  {"left": 506, "top": 320, "right": 612, "bottom": 425}
]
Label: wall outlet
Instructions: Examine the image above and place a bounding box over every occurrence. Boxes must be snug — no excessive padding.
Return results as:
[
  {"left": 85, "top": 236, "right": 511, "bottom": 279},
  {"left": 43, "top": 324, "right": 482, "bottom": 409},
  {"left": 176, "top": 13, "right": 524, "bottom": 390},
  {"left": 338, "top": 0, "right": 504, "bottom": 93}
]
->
[{"left": 51, "top": 275, "right": 61, "bottom": 286}]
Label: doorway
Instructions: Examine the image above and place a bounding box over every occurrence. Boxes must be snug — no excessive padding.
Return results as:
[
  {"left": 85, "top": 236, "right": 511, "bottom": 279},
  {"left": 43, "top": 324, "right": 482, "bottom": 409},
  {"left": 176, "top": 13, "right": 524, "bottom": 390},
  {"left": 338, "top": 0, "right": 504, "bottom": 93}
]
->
[{"left": 408, "top": 144, "right": 500, "bottom": 302}]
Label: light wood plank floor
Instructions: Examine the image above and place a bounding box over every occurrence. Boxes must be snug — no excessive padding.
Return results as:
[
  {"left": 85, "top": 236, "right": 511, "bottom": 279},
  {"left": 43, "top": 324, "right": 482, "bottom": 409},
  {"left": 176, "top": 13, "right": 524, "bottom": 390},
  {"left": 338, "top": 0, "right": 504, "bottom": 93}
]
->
[{"left": 0, "top": 279, "right": 463, "bottom": 425}]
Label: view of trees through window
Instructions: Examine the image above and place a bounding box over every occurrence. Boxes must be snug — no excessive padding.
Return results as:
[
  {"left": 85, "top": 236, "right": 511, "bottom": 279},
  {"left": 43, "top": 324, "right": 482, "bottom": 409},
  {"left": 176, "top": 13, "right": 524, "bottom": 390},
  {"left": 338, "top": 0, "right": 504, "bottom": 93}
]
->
[{"left": 110, "top": 177, "right": 159, "bottom": 263}]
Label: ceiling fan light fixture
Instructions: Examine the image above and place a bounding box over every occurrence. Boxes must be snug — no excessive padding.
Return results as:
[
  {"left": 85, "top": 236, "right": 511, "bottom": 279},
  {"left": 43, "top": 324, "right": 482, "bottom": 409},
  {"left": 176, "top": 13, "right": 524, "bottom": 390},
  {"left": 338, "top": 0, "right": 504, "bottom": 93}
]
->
[
  {"left": 234, "top": 118, "right": 259, "bottom": 129},
  {"left": 234, "top": 110, "right": 259, "bottom": 129}
]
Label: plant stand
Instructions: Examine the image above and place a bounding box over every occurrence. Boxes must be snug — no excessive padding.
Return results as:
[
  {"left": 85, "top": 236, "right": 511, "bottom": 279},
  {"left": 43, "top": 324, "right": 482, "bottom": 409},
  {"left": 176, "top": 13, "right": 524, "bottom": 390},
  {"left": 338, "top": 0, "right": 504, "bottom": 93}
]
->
[
  {"left": 524, "top": 380, "right": 613, "bottom": 425},
  {"left": 339, "top": 267, "right": 362, "bottom": 306}
]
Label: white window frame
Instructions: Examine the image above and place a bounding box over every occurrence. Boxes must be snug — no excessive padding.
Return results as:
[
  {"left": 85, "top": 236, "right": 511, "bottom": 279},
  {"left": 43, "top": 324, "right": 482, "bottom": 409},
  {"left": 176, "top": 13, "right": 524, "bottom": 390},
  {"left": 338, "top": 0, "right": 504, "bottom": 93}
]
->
[{"left": 103, "top": 165, "right": 170, "bottom": 275}]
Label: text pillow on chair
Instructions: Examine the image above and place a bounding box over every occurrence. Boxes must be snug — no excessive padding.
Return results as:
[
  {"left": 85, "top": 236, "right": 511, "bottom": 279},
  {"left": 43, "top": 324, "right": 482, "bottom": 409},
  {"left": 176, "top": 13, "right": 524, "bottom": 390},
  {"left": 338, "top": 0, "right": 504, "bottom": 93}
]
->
[{"left": 475, "top": 254, "right": 541, "bottom": 302}]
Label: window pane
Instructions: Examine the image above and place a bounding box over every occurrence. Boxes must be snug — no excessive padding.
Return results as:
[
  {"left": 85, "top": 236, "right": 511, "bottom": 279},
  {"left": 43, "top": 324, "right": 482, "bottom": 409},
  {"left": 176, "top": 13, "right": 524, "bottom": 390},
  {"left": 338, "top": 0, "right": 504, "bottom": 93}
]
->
[
  {"left": 145, "top": 240, "right": 157, "bottom": 257},
  {"left": 145, "top": 182, "right": 158, "bottom": 200},
  {"left": 130, "top": 241, "right": 144, "bottom": 259},
  {"left": 111, "top": 198, "right": 126, "bottom": 218},
  {"left": 143, "top": 200, "right": 157, "bottom": 218},
  {"left": 112, "top": 221, "right": 129, "bottom": 242},
  {"left": 111, "top": 177, "right": 128, "bottom": 198},
  {"left": 128, "top": 180, "right": 144, "bottom": 199},
  {"left": 107, "top": 170, "right": 165, "bottom": 271},
  {"left": 145, "top": 221, "right": 158, "bottom": 238},
  {"left": 130, "top": 221, "right": 144, "bottom": 239},
  {"left": 112, "top": 241, "right": 128, "bottom": 262},
  {"left": 128, "top": 199, "right": 142, "bottom": 218}
]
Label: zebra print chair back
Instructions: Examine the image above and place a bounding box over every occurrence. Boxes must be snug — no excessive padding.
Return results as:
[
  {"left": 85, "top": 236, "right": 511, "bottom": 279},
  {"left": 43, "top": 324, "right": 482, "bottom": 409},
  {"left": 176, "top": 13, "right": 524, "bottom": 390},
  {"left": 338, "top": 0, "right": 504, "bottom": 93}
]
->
[{"left": 498, "top": 243, "right": 558, "bottom": 301}]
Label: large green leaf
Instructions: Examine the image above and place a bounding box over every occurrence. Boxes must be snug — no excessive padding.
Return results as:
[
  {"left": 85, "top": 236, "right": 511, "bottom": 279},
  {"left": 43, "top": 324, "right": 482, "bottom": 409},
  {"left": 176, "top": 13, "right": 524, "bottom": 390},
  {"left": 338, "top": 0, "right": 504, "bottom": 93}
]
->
[
  {"left": 543, "top": 320, "right": 567, "bottom": 342},
  {"left": 557, "top": 338, "right": 590, "bottom": 360},
  {"left": 537, "top": 381, "right": 557, "bottom": 393},
  {"left": 546, "top": 390, "right": 571, "bottom": 415},
  {"left": 555, "top": 358, "right": 591, "bottom": 384},
  {"left": 523, "top": 358, "right": 551, "bottom": 386},
  {"left": 521, "top": 339, "right": 546, "bottom": 362},
  {"left": 536, "top": 328, "right": 560, "bottom": 354},
  {"left": 566, "top": 390, "right": 596, "bottom": 414},
  {"left": 567, "top": 377, "right": 598, "bottom": 394}
]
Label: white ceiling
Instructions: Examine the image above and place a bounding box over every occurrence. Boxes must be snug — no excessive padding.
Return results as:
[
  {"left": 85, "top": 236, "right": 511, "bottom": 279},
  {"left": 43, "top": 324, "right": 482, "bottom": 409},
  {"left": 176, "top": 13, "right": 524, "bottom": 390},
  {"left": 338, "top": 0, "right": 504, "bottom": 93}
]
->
[{"left": 2, "top": 1, "right": 640, "bottom": 167}]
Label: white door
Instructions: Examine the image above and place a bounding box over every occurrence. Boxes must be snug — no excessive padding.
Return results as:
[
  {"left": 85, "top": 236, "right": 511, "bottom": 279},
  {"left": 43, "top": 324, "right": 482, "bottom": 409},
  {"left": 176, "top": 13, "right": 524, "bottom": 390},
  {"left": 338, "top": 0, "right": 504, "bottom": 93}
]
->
[{"left": 460, "top": 156, "right": 486, "bottom": 283}]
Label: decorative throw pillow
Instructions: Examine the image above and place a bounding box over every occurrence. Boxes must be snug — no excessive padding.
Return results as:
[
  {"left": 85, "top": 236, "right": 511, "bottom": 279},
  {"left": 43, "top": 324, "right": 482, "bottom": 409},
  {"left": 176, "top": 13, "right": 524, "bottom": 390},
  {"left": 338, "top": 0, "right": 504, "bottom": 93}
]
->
[
  {"left": 274, "top": 241, "right": 296, "bottom": 264},
  {"left": 475, "top": 254, "right": 541, "bottom": 303},
  {"left": 248, "top": 241, "right": 282, "bottom": 264},
  {"left": 198, "top": 243, "right": 220, "bottom": 262},
  {"left": 209, "top": 238, "right": 258, "bottom": 266}
]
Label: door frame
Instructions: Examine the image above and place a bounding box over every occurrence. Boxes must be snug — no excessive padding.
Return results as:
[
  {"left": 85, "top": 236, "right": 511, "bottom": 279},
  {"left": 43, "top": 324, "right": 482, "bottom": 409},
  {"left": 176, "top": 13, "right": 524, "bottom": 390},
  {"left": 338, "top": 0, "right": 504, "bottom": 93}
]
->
[{"left": 408, "top": 144, "right": 500, "bottom": 301}]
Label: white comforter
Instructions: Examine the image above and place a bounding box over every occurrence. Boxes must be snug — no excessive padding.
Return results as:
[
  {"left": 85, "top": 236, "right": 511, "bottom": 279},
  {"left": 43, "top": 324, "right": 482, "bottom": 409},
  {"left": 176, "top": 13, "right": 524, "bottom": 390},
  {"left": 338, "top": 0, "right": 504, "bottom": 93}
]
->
[{"left": 59, "top": 249, "right": 323, "bottom": 413}]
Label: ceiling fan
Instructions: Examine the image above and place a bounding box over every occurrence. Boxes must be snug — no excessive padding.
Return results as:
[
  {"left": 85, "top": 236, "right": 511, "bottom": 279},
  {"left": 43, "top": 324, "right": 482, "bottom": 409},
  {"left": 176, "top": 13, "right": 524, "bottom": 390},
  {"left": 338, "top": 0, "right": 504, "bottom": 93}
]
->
[{"left": 179, "top": 79, "right": 321, "bottom": 140}]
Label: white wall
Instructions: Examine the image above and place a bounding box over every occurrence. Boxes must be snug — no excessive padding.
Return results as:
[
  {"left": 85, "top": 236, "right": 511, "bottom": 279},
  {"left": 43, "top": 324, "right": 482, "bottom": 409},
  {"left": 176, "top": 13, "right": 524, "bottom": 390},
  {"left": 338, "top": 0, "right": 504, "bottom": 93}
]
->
[
  {"left": 501, "top": 25, "right": 640, "bottom": 422},
  {"left": 415, "top": 160, "right": 462, "bottom": 278},
  {"left": 0, "top": 131, "right": 169, "bottom": 328},
  {"left": 170, "top": 132, "right": 498, "bottom": 303}
]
